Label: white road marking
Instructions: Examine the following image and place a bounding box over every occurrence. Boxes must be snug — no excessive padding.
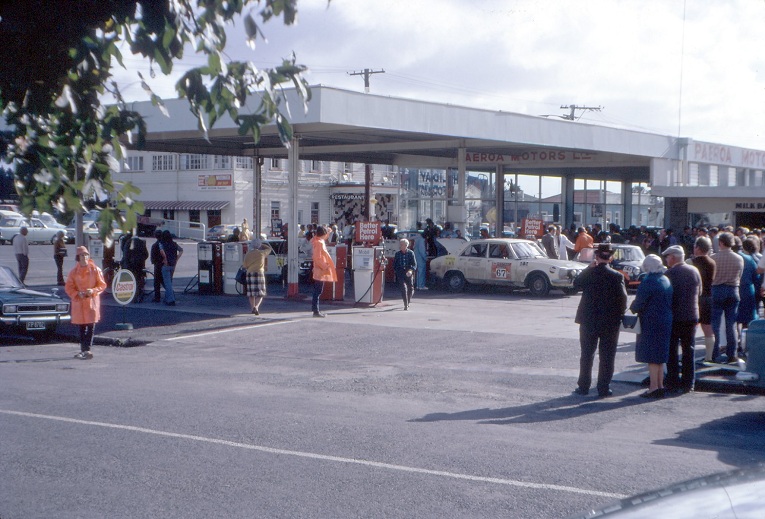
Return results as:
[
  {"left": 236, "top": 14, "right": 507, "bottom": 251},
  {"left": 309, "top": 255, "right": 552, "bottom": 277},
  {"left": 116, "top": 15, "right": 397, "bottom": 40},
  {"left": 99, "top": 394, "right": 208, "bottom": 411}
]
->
[
  {"left": 0, "top": 409, "right": 626, "bottom": 499},
  {"left": 164, "top": 319, "right": 298, "bottom": 341}
]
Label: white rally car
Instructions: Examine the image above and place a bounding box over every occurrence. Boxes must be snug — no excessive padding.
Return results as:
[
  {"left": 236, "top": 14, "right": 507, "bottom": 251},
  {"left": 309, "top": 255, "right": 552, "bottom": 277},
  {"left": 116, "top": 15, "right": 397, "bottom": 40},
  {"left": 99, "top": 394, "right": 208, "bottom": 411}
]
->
[{"left": 429, "top": 238, "right": 583, "bottom": 297}]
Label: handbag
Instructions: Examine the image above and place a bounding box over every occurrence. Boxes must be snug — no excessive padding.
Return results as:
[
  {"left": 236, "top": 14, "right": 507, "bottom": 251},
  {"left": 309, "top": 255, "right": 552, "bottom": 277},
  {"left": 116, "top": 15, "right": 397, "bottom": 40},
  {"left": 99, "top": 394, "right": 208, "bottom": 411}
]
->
[
  {"left": 235, "top": 266, "right": 247, "bottom": 285},
  {"left": 620, "top": 314, "right": 641, "bottom": 334}
]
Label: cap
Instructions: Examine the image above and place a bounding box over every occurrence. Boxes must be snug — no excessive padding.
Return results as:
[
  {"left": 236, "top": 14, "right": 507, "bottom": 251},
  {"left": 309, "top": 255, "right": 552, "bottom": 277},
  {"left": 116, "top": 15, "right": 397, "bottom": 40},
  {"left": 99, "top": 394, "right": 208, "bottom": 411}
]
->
[
  {"left": 76, "top": 246, "right": 90, "bottom": 256},
  {"left": 661, "top": 245, "right": 685, "bottom": 258}
]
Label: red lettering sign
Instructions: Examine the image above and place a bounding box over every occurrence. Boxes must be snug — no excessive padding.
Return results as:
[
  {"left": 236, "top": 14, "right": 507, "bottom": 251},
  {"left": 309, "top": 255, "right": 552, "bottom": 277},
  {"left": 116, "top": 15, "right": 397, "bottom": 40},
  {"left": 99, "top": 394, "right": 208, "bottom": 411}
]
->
[
  {"left": 355, "top": 222, "right": 382, "bottom": 245},
  {"left": 521, "top": 218, "right": 545, "bottom": 239}
]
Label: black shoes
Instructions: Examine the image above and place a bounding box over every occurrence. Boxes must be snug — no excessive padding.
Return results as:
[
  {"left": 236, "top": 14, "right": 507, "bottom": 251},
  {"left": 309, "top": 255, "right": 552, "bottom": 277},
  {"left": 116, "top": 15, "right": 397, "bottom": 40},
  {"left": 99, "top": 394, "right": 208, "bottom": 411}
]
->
[
  {"left": 640, "top": 388, "right": 665, "bottom": 399},
  {"left": 252, "top": 308, "right": 259, "bottom": 315},
  {"left": 598, "top": 389, "right": 613, "bottom": 398},
  {"left": 572, "top": 387, "right": 589, "bottom": 396}
]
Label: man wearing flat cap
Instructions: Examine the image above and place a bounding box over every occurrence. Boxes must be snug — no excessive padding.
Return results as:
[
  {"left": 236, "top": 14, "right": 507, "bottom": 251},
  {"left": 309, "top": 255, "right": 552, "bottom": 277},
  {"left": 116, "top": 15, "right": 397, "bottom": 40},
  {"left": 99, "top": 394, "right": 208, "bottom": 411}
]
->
[
  {"left": 572, "top": 243, "right": 628, "bottom": 398},
  {"left": 662, "top": 245, "right": 702, "bottom": 392}
]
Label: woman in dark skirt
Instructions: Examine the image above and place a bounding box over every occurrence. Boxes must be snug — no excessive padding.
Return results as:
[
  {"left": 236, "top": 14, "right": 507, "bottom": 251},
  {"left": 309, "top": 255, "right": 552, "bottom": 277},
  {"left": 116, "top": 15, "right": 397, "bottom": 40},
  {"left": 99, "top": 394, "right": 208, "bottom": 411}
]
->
[
  {"left": 242, "top": 239, "right": 273, "bottom": 315},
  {"left": 629, "top": 254, "right": 673, "bottom": 398}
]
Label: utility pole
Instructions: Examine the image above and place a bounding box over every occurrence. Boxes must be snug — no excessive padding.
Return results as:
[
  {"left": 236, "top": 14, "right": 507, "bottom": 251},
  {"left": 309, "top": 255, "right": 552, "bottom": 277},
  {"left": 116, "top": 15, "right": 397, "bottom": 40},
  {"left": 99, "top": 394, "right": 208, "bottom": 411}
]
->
[
  {"left": 560, "top": 105, "right": 603, "bottom": 121},
  {"left": 348, "top": 68, "right": 385, "bottom": 93}
]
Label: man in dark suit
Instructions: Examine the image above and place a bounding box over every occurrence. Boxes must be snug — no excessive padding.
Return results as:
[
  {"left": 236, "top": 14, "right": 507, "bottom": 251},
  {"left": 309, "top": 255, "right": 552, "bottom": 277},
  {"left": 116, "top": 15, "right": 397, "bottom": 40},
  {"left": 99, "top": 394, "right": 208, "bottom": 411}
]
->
[
  {"left": 573, "top": 243, "right": 628, "bottom": 397},
  {"left": 150, "top": 229, "right": 164, "bottom": 303}
]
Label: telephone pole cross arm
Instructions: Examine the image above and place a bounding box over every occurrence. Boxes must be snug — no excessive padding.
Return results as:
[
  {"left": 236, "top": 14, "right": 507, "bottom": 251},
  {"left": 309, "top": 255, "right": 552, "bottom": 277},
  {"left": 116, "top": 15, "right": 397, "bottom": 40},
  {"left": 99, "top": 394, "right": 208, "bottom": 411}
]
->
[
  {"left": 560, "top": 104, "right": 603, "bottom": 121},
  {"left": 348, "top": 68, "right": 385, "bottom": 93}
]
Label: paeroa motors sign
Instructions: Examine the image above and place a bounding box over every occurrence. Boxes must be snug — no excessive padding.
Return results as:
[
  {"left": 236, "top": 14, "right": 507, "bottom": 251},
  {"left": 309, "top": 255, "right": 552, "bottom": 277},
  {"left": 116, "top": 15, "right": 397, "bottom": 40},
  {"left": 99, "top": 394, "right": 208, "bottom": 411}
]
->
[{"left": 112, "top": 269, "right": 137, "bottom": 305}]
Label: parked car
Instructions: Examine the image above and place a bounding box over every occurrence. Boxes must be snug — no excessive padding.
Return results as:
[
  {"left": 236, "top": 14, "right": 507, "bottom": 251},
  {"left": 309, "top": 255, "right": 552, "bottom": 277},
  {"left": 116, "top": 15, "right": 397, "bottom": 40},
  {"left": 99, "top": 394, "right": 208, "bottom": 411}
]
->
[
  {"left": 428, "top": 238, "right": 584, "bottom": 296},
  {"left": 566, "top": 464, "right": 765, "bottom": 518},
  {"left": 207, "top": 224, "right": 239, "bottom": 241},
  {"left": 33, "top": 212, "right": 67, "bottom": 230},
  {"left": 64, "top": 219, "right": 123, "bottom": 244},
  {"left": 573, "top": 244, "right": 646, "bottom": 289},
  {"left": 263, "top": 239, "right": 313, "bottom": 282},
  {"left": 0, "top": 265, "right": 71, "bottom": 340},
  {"left": 0, "top": 216, "right": 61, "bottom": 244}
]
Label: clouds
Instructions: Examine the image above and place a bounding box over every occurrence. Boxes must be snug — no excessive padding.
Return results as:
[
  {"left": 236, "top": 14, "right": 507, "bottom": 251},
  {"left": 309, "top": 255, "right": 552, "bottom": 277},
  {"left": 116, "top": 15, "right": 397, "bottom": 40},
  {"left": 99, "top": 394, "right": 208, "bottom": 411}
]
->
[{"left": 114, "top": 0, "right": 765, "bottom": 149}]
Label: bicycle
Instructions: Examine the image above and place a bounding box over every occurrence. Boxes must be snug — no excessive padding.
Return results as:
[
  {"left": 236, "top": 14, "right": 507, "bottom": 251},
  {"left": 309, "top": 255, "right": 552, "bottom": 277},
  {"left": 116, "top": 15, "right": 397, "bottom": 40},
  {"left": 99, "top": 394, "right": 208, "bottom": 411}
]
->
[{"left": 101, "top": 263, "right": 155, "bottom": 301}]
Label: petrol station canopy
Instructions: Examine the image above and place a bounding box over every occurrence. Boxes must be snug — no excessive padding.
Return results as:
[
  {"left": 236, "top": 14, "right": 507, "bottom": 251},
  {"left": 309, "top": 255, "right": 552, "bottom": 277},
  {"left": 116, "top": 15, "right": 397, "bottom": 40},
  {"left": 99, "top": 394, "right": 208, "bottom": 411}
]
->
[{"left": 128, "top": 85, "right": 676, "bottom": 179}]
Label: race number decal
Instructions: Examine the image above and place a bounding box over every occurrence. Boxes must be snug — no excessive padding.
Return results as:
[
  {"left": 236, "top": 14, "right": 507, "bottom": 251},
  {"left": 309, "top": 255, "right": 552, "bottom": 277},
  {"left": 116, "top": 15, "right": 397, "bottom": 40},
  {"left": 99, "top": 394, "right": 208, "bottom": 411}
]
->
[{"left": 491, "top": 262, "right": 512, "bottom": 280}]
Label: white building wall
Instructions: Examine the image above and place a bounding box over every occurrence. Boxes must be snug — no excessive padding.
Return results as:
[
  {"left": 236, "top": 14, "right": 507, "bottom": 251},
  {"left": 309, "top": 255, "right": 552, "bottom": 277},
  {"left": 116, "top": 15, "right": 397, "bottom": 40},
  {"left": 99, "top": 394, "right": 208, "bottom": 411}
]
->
[{"left": 117, "top": 150, "right": 395, "bottom": 236}]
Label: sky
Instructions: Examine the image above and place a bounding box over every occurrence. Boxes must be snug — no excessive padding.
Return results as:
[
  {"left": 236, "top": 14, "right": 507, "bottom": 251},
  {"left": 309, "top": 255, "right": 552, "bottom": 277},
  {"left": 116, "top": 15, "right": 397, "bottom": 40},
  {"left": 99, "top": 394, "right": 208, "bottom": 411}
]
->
[{"left": 115, "top": 0, "right": 765, "bottom": 150}]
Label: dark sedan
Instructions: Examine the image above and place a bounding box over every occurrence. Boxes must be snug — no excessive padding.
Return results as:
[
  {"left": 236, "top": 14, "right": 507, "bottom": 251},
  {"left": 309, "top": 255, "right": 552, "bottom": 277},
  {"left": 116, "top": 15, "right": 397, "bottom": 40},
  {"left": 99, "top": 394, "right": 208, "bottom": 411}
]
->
[
  {"left": 0, "top": 265, "right": 71, "bottom": 340},
  {"left": 574, "top": 244, "right": 646, "bottom": 289}
]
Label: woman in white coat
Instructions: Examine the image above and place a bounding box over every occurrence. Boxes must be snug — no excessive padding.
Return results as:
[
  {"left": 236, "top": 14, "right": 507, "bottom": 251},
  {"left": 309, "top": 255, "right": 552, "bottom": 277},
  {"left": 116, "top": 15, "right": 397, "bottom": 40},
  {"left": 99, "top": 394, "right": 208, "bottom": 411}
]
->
[{"left": 555, "top": 225, "right": 575, "bottom": 260}]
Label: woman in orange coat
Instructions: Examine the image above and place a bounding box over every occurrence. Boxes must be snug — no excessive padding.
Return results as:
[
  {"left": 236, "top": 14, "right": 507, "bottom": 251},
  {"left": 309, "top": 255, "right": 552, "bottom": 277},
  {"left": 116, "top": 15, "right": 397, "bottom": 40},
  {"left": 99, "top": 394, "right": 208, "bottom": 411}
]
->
[
  {"left": 65, "top": 246, "right": 107, "bottom": 360},
  {"left": 311, "top": 225, "right": 337, "bottom": 318}
]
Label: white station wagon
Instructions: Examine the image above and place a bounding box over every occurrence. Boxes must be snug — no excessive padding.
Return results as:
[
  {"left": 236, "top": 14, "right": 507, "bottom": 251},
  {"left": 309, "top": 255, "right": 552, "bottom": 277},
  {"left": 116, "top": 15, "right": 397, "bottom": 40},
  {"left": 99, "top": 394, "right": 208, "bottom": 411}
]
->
[{"left": 429, "top": 238, "right": 584, "bottom": 297}]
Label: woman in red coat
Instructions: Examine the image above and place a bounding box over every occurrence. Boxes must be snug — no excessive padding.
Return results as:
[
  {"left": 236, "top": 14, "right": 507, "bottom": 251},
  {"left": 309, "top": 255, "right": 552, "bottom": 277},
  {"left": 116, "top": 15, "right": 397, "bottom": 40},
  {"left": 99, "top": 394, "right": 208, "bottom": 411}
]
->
[
  {"left": 65, "top": 246, "right": 107, "bottom": 359},
  {"left": 311, "top": 226, "right": 337, "bottom": 318}
]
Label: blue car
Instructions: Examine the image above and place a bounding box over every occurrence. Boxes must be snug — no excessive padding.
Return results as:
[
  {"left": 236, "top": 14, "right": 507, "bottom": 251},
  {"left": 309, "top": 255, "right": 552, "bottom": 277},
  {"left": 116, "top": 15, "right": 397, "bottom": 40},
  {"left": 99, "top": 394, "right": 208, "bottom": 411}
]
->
[{"left": 0, "top": 265, "right": 71, "bottom": 341}]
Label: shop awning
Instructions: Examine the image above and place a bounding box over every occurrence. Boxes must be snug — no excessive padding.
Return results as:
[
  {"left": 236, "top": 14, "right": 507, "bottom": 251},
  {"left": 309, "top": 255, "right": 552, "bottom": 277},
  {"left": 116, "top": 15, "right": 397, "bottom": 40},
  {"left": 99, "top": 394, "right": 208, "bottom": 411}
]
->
[{"left": 141, "top": 201, "right": 229, "bottom": 211}]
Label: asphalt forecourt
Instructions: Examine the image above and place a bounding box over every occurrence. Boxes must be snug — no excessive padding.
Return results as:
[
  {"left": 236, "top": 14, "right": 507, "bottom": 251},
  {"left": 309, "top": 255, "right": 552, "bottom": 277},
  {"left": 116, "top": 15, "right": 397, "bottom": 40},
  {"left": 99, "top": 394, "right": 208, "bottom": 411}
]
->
[{"left": 3, "top": 270, "right": 765, "bottom": 517}]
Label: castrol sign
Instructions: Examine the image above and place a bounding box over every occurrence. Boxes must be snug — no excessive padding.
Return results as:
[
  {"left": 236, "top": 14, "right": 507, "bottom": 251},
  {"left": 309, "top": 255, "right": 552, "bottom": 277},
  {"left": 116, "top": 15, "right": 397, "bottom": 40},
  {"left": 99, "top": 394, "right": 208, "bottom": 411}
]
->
[{"left": 112, "top": 269, "right": 137, "bottom": 305}]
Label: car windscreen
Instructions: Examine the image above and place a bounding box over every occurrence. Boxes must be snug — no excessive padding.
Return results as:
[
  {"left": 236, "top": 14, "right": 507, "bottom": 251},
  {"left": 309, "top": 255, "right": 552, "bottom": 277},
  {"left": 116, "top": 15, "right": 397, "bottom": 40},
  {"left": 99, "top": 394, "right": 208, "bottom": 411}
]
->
[
  {"left": 511, "top": 242, "right": 547, "bottom": 259},
  {"left": 616, "top": 247, "right": 645, "bottom": 262},
  {"left": 0, "top": 266, "right": 22, "bottom": 288}
]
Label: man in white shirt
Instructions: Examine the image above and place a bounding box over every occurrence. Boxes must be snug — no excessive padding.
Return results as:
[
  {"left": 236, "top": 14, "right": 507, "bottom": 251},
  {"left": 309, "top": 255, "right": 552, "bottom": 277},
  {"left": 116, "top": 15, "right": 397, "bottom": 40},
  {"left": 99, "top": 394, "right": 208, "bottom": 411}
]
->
[{"left": 13, "top": 226, "right": 29, "bottom": 283}]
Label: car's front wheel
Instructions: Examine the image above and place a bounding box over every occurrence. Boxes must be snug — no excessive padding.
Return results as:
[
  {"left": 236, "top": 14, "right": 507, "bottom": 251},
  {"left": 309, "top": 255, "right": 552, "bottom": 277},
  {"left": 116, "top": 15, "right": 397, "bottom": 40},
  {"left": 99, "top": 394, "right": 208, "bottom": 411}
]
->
[
  {"left": 445, "top": 271, "right": 466, "bottom": 292},
  {"left": 527, "top": 273, "right": 550, "bottom": 297}
]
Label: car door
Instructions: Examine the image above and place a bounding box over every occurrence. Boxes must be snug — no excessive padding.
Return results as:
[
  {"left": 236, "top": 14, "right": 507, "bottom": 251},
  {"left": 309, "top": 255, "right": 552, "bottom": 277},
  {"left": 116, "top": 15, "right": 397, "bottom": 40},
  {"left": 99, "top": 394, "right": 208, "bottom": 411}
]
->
[
  {"left": 29, "top": 219, "right": 51, "bottom": 242},
  {"left": 487, "top": 242, "right": 516, "bottom": 285},
  {"left": 509, "top": 242, "right": 538, "bottom": 284},
  {"left": 457, "top": 241, "right": 488, "bottom": 283}
]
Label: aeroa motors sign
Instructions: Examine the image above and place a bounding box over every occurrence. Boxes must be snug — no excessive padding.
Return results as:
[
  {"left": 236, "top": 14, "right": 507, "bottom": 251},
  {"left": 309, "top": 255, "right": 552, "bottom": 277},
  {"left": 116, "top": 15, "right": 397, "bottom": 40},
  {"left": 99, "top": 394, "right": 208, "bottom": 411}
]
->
[{"left": 112, "top": 269, "right": 137, "bottom": 305}]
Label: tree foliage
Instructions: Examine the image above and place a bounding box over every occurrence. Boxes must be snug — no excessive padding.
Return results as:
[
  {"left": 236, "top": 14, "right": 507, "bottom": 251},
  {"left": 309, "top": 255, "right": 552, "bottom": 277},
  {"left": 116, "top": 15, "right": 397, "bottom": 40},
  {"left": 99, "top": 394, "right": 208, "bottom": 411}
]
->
[{"left": 0, "top": 0, "right": 316, "bottom": 244}]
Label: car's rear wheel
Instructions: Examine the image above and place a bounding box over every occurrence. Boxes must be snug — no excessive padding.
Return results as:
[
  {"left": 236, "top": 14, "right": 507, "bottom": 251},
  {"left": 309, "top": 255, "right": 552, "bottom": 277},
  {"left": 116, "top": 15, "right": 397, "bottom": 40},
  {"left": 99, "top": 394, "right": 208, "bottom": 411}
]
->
[
  {"left": 445, "top": 271, "right": 466, "bottom": 292},
  {"left": 527, "top": 274, "right": 550, "bottom": 297}
]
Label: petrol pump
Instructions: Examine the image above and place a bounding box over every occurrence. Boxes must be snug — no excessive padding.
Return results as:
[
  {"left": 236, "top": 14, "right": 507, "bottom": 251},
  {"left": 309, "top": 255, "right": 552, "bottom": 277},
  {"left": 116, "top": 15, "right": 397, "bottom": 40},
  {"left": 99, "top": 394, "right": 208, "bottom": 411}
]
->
[
  {"left": 321, "top": 243, "right": 347, "bottom": 301},
  {"left": 352, "top": 245, "right": 385, "bottom": 305},
  {"left": 223, "top": 241, "right": 247, "bottom": 294},
  {"left": 351, "top": 221, "right": 385, "bottom": 305},
  {"left": 197, "top": 242, "right": 223, "bottom": 294}
]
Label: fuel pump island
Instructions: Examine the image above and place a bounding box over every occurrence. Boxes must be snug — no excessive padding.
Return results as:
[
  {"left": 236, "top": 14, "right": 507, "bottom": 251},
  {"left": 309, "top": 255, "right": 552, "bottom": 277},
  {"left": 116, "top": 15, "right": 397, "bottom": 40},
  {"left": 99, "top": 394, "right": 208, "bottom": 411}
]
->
[{"left": 352, "top": 222, "right": 386, "bottom": 306}]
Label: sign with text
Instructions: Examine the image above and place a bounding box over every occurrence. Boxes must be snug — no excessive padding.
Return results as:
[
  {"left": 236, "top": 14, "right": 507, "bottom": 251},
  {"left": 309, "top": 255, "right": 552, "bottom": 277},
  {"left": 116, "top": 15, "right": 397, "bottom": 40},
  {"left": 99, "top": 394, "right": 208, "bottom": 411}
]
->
[
  {"left": 355, "top": 221, "right": 382, "bottom": 244},
  {"left": 521, "top": 218, "right": 544, "bottom": 239},
  {"left": 112, "top": 268, "right": 137, "bottom": 305},
  {"left": 490, "top": 262, "right": 512, "bottom": 280},
  {"left": 198, "top": 174, "right": 232, "bottom": 190}
]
